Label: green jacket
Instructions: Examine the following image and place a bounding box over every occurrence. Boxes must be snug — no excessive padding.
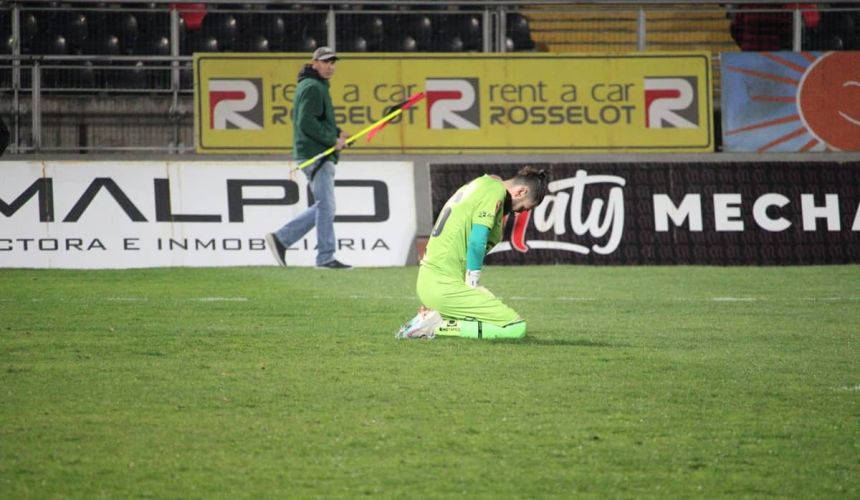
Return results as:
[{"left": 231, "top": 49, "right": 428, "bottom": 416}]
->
[{"left": 292, "top": 65, "right": 340, "bottom": 163}]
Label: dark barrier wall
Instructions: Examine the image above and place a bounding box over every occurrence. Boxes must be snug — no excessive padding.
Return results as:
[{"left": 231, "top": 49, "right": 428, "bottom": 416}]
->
[{"left": 430, "top": 162, "right": 860, "bottom": 265}]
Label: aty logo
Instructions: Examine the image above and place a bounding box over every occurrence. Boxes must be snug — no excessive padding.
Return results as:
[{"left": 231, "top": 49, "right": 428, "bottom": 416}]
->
[
  {"left": 644, "top": 77, "right": 699, "bottom": 129},
  {"left": 208, "top": 78, "right": 263, "bottom": 130},
  {"left": 426, "top": 78, "right": 480, "bottom": 129},
  {"left": 491, "top": 170, "right": 627, "bottom": 257}
]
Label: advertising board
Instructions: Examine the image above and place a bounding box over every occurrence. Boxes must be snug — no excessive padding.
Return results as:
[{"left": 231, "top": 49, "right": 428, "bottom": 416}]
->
[
  {"left": 196, "top": 52, "right": 713, "bottom": 154},
  {"left": 431, "top": 162, "right": 860, "bottom": 265},
  {"left": 1, "top": 161, "right": 416, "bottom": 268}
]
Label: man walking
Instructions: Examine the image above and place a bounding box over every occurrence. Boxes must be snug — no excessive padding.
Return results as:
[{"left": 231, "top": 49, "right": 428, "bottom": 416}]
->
[
  {"left": 266, "top": 46, "right": 351, "bottom": 269},
  {"left": 396, "top": 166, "right": 549, "bottom": 340}
]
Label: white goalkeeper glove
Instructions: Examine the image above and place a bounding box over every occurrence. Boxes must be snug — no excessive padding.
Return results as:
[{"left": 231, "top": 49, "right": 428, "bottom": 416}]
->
[{"left": 465, "top": 269, "right": 481, "bottom": 288}]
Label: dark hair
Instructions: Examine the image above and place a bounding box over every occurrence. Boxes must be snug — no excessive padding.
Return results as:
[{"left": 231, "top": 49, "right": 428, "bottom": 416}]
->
[{"left": 512, "top": 166, "right": 549, "bottom": 205}]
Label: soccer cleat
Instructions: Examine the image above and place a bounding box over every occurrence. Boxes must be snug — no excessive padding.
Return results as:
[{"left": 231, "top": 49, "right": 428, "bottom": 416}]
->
[
  {"left": 316, "top": 259, "right": 352, "bottom": 270},
  {"left": 395, "top": 308, "right": 442, "bottom": 339},
  {"left": 265, "top": 233, "right": 287, "bottom": 267}
]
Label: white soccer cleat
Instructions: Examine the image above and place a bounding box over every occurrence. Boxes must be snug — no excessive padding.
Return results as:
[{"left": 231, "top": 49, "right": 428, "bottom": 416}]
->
[{"left": 395, "top": 308, "right": 442, "bottom": 339}]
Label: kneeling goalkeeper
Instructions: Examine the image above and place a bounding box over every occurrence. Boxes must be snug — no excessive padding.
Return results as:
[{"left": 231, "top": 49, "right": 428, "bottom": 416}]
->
[{"left": 396, "top": 166, "right": 548, "bottom": 340}]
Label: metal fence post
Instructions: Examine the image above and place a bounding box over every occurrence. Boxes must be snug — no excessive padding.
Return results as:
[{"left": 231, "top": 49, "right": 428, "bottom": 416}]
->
[
  {"left": 32, "top": 62, "right": 41, "bottom": 152},
  {"left": 12, "top": 5, "right": 20, "bottom": 153},
  {"left": 498, "top": 7, "right": 507, "bottom": 53},
  {"left": 483, "top": 7, "right": 492, "bottom": 53},
  {"left": 637, "top": 7, "right": 647, "bottom": 51},
  {"left": 792, "top": 7, "right": 802, "bottom": 51},
  {"left": 170, "top": 7, "right": 180, "bottom": 154},
  {"left": 327, "top": 7, "right": 336, "bottom": 50},
  {"left": 170, "top": 7, "right": 180, "bottom": 90}
]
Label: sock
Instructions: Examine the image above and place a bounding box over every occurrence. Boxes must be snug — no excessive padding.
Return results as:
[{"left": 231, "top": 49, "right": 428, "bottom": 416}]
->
[{"left": 434, "top": 319, "right": 526, "bottom": 339}]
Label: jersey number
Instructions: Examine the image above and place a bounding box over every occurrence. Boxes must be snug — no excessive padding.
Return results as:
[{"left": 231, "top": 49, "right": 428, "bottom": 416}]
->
[{"left": 430, "top": 191, "right": 464, "bottom": 237}]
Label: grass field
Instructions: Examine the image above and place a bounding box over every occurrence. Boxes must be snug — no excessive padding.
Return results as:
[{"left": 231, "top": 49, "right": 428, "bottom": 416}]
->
[{"left": 1, "top": 265, "right": 858, "bottom": 498}]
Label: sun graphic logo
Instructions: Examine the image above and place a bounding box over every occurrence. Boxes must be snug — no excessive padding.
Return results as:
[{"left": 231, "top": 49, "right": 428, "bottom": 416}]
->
[
  {"left": 208, "top": 78, "right": 264, "bottom": 130},
  {"left": 724, "top": 52, "right": 860, "bottom": 152},
  {"left": 425, "top": 78, "right": 480, "bottom": 129},
  {"left": 643, "top": 77, "right": 699, "bottom": 129},
  {"left": 798, "top": 52, "right": 860, "bottom": 151}
]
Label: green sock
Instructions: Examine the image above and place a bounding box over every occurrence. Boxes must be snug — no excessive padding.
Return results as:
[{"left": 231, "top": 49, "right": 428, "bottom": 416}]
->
[{"left": 435, "top": 319, "right": 526, "bottom": 339}]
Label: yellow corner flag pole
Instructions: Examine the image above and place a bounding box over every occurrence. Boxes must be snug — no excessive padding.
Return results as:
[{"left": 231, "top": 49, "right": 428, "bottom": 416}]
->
[{"left": 296, "top": 92, "right": 426, "bottom": 170}]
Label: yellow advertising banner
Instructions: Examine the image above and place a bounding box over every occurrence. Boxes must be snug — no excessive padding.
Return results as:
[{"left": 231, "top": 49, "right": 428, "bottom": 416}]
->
[{"left": 195, "top": 52, "right": 713, "bottom": 154}]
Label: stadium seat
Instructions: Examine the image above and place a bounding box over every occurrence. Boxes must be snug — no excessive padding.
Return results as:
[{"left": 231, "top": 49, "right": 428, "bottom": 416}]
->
[
  {"left": 115, "top": 60, "right": 149, "bottom": 89},
  {"left": 443, "top": 14, "right": 482, "bottom": 50},
  {"left": 300, "top": 14, "right": 327, "bottom": 47},
  {"left": 403, "top": 14, "right": 433, "bottom": 47},
  {"left": 89, "top": 33, "right": 121, "bottom": 56},
  {"left": 335, "top": 13, "right": 383, "bottom": 51},
  {"left": 361, "top": 14, "right": 386, "bottom": 48},
  {"left": 183, "top": 32, "right": 219, "bottom": 54},
  {"left": 808, "top": 9, "right": 860, "bottom": 50},
  {"left": 340, "top": 34, "right": 369, "bottom": 52},
  {"left": 40, "top": 33, "right": 70, "bottom": 55},
  {"left": 384, "top": 33, "right": 419, "bottom": 52},
  {"left": 137, "top": 10, "right": 183, "bottom": 56},
  {"left": 141, "top": 34, "right": 171, "bottom": 56},
  {"left": 301, "top": 36, "right": 319, "bottom": 52},
  {"left": 237, "top": 34, "right": 271, "bottom": 52},
  {"left": 65, "top": 12, "right": 89, "bottom": 48},
  {"left": 506, "top": 13, "right": 535, "bottom": 50},
  {"left": 202, "top": 13, "right": 238, "bottom": 51},
  {"left": 380, "top": 13, "right": 433, "bottom": 51},
  {"left": 247, "top": 14, "right": 285, "bottom": 50},
  {"left": 135, "top": 4, "right": 168, "bottom": 33},
  {"left": 435, "top": 34, "right": 464, "bottom": 52},
  {"left": 111, "top": 12, "right": 140, "bottom": 50},
  {"left": 0, "top": 11, "right": 10, "bottom": 54},
  {"left": 20, "top": 12, "right": 38, "bottom": 43}
]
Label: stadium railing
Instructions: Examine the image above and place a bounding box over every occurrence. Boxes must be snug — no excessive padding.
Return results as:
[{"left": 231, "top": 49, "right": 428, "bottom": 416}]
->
[{"left": 1, "top": 0, "right": 859, "bottom": 154}]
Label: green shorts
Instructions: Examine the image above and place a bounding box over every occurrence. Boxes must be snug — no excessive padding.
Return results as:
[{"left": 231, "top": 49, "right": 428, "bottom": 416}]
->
[{"left": 416, "top": 267, "right": 521, "bottom": 327}]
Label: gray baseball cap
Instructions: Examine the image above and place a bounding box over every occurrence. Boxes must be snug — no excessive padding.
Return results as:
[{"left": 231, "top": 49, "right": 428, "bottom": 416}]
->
[{"left": 312, "top": 46, "right": 338, "bottom": 61}]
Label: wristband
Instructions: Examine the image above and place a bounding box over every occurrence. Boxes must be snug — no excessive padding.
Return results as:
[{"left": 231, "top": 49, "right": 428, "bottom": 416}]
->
[{"left": 465, "top": 269, "right": 481, "bottom": 288}]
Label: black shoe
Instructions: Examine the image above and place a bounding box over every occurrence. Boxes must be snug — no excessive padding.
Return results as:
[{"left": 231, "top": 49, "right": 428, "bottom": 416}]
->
[
  {"left": 265, "top": 233, "right": 287, "bottom": 267},
  {"left": 317, "top": 259, "right": 352, "bottom": 269}
]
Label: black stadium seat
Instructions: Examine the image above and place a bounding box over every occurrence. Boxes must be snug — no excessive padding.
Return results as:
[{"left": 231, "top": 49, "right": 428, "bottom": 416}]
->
[
  {"left": 0, "top": 10, "right": 11, "bottom": 55},
  {"left": 201, "top": 13, "right": 238, "bottom": 52},
  {"left": 65, "top": 12, "right": 88, "bottom": 48},
  {"left": 507, "top": 12, "right": 535, "bottom": 51},
  {"left": 443, "top": 14, "right": 482, "bottom": 51},
  {"left": 240, "top": 13, "right": 285, "bottom": 50},
  {"left": 237, "top": 34, "right": 271, "bottom": 52},
  {"left": 4, "top": 2, "right": 541, "bottom": 92},
  {"left": 19, "top": 11, "right": 39, "bottom": 44},
  {"left": 183, "top": 32, "right": 219, "bottom": 55},
  {"left": 404, "top": 14, "right": 433, "bottom": 47},
  {"left": 110, "top": 12, "right": 140, "bottom": 51},
  {"left": 435, "top": 34, "right": 465, "bottom": 52}
]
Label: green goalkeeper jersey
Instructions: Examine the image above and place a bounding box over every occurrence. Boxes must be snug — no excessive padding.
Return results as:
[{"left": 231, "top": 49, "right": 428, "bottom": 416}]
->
[{"left": 422, "top": 175, "right": 506, "bottom": 280}]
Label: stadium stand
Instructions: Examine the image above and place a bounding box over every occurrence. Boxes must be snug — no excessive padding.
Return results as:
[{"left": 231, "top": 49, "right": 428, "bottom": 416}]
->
[
  {"left": 2, "top": 1, "right": 859, "bottom": 153},
  {"left": 525, "top": 3, "right": 736, "bottom": 53}
]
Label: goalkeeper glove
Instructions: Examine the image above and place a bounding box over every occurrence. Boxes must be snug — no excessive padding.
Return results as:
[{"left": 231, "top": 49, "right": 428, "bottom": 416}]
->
[{"left": 465, "top": 269, "right": 481, "bottom": 288}]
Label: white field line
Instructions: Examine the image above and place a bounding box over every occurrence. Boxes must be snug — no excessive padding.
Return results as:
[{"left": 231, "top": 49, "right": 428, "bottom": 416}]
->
[
  {"left": 109, "top": 297, "right": 249, "bottom": 302},
  {"left": 191, "top": 297, "right": 248, "bottom": 302},
  {"left": 837, "top": 384, "right": 860, "bottom": 391},
  {"left": 346, "top": 295, "right": 408, "bottom": 300},
  {"left": 509, "top": 296, "right": 596, "bottom": 302}
]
